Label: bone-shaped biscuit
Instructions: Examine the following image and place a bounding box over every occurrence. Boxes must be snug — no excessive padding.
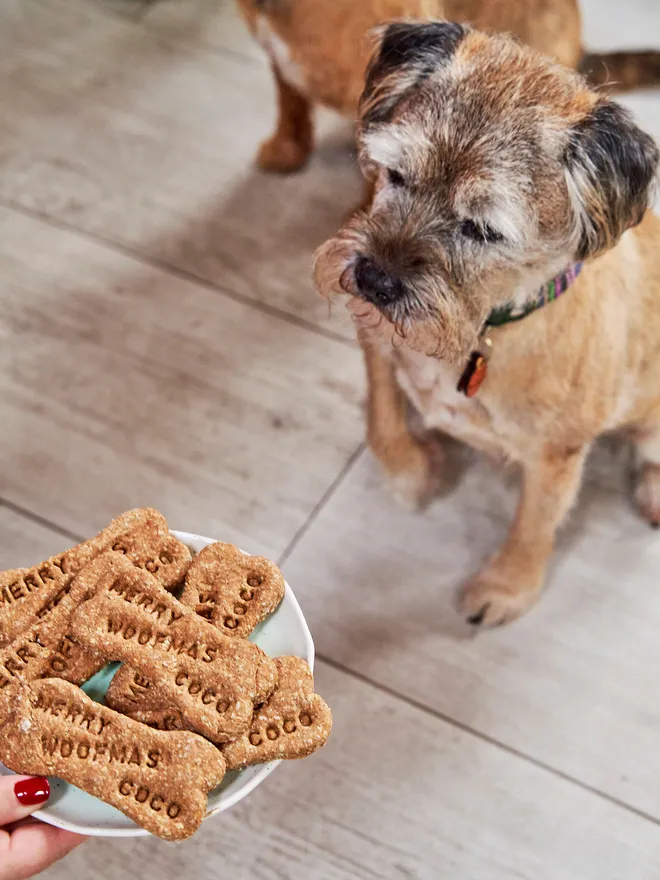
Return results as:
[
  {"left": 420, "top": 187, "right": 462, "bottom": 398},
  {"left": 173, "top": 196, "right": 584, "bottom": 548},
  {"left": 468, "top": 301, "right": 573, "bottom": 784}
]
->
[
  {"left": 106, "top": 521, "right": 192, "bottom": 590},
  {"left": 182, "top": 542, "right": 285, "bottom": 636},
  {"left": 55, "top": 527, "right": 192, "bottom": 684},
  {"left": 70, "top": 556, "right": 278, "bottom": 743},
  {"left": 107, "top": 657, "right": 332, "bottom": 770},
  {"left": 0, "top": 555, "right": 130, "bottom": 696},
  {"left": 222, "top": 656, "right": 332, "bottom": 769},
  {"left": 1, "top": 530, "right": 191, "bottom": 689},
  {"left": 0, "top": 678, "right": 225, "bottom": 841},
  {"left": 0, "top": 508, "right": 191, "bottom": 647},
  {"left": 108, "top": 541, "right": 285, "bottom": 709}
]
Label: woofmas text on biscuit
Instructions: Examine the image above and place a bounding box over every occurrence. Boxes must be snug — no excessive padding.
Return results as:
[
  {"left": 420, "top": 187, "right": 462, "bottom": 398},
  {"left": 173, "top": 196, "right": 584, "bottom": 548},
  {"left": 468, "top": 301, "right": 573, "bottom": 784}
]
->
[
  {"left": 0, "top": 678, "right": 226, "bottom": 841},
  {"left": 53, "top": 534, "right": 191, "bottom": 687},
  {"left": 0, "top": 508, "right": 191, "bottom": 647},
  {"left": 181, "top": 542, "right": 285, "bottom": 636},
  {"left": 222, "top": 656, "right": 332, "bottom": 770},
  {"left": 108, "top": 541, "right": 286, "bottom": 713},
  {"left": 70, "top": 556, "right": 278, "bottom": 743}
]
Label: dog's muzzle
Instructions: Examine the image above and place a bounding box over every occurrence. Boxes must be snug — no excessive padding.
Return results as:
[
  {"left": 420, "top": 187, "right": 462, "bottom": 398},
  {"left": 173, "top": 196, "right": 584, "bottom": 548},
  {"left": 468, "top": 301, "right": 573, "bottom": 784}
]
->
[{"left": 354, "top": 256, "right": 406, "bottom": 307}]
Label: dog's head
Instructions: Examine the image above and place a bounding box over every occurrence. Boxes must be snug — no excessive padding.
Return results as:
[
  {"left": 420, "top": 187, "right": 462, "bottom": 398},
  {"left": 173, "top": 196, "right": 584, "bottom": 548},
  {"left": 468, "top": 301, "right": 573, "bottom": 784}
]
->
[{"left": 314, "top": 22, "right": 658, "bottom": 362}]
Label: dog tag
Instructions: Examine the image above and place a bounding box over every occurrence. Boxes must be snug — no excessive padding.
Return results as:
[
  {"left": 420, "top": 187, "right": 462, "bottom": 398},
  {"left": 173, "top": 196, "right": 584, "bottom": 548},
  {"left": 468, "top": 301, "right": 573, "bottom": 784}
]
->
[{"left": 457, "top": 352, "right": 488, "bottom": 398}]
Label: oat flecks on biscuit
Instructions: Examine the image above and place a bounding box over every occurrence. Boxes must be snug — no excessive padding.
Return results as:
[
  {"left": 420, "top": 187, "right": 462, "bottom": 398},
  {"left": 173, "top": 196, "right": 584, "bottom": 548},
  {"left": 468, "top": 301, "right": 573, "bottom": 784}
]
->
[
  {"left": 105, "top": 667, "right": 189, "bottom": 732},
  {"left": 70, "top": 556, "right": 278, "bottom": 743},
  {"left": 181, "top": 542, "right": 285, "bottom": 637},
  {"left": 108, "top": 541, "right": 286, "bottom": 713},
  {"left": 113, "top": 523, "right": 192, "bottom": 591},
  {"left": 106, "top": 658, "right": 333, "bottom": 769},
  {"left": 222, "top": 656, "right": 332, "bottom": 771},
  {"left": 0, "top": 678, "right": 226, "bottom": 841},
  {"left": 0, "top": 554, "right": 132, "bottom": 697},
  {"left": 57, "top": 529, "right": 192, "bottom": 686},
  {"left": 0, "top": 508, "right": 191, "bottom": 647}
]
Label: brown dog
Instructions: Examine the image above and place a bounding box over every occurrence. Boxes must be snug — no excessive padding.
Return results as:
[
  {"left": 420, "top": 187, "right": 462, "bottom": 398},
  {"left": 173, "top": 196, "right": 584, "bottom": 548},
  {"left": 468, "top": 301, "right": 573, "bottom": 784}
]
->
[
  {"left": 314, "top": 22, "right": 660, "bottom": 626},
  {"left": 235, "top": 0, "right": 660, "bottom": 175}
]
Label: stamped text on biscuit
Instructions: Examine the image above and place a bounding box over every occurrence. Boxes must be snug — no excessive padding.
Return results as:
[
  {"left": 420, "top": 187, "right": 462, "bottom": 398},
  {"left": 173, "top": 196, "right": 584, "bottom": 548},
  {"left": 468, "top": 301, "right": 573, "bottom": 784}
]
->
[
  {"left": 34, "top": 691, "right": 164, "bottom": 769},
  {"left": 71, "top": 566, "right": 276, "bottom": 742},
  {"left": 105, "top": 579, "right": 231, "bottom": 663}
]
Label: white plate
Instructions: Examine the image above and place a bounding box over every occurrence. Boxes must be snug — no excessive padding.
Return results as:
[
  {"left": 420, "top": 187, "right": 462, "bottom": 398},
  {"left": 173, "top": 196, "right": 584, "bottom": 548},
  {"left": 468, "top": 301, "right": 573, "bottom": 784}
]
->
[{"left": 0, "top": 531, "right": 314, "bottom": 837}]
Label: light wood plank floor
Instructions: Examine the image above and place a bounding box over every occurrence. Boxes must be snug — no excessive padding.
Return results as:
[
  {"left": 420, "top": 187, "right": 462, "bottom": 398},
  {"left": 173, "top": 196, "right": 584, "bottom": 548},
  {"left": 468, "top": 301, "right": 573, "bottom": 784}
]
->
[{"left": 0, "top": 1, "right": 659, "bottom": 877}]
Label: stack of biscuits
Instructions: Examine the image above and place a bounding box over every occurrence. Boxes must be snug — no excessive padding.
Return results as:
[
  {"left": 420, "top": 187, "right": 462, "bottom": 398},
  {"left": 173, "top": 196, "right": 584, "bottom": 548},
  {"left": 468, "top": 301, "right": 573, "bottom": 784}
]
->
[{"left": 0, "top": 509, "right": 332, "bottom": 841}]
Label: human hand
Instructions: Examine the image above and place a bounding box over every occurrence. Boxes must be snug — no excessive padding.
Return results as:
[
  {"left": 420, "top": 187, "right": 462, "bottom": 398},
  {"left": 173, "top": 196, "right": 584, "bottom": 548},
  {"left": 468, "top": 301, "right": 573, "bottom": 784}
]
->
[{"left": 0, "top": 776, "right": 85, "bottom": 880}]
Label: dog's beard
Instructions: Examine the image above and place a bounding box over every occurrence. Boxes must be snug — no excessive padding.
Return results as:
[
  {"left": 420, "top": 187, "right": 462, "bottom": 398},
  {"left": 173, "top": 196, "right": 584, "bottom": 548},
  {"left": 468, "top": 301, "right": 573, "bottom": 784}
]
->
[{"left": 313, "top": 222, "right": 484, "bottom": 364}]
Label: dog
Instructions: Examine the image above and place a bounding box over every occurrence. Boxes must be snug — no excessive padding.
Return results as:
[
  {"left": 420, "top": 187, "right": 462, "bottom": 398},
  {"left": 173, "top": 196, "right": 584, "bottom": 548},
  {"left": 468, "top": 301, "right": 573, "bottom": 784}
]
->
[
  {"left": 313, "top": 21, "right": 660, "bottom": 626},
  {"left": 235, "top": 0, "right": 660, "bottom": 177}
]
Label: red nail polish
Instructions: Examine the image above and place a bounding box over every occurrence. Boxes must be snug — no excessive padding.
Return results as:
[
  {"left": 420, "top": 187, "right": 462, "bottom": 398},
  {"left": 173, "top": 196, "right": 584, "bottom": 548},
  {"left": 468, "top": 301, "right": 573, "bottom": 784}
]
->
[{"left": 14, "top": 776, "right": 50, "bottom": 806}]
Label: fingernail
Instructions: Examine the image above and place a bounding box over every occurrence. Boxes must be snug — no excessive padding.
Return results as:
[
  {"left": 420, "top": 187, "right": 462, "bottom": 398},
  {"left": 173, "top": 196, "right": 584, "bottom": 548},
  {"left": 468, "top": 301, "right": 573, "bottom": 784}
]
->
[{"left": 14, "top": 776, "right": 50, "bottom": 807}]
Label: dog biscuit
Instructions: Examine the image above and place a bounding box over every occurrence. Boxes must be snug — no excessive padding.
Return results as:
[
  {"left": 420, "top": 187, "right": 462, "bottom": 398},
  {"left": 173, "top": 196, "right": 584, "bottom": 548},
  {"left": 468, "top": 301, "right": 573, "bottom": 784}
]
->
[
  {"left": 108, "top": 541, "right": 285, "bottom": 710},
  {"left": 0, "top": 508, "right": 191, "bottom": 647},
  {"left": 181, "top": 542, "right": 285, "bottom": 636},
  {"left": 55, "top": 527, "right": 192, "bottom": 684},
  {"left": 108, "top": 658, "right": 332, "bottom": 770},
  {"left": 109, "top": 523, "right": 192, "bottom": 591},
  {"left": 70, "top": 557, "right": 278, "bottom": 743},
  {"left": 0, "top": 555, "right": 134, "bottom": 696},
  {"left": 222, "top": 656, "right": 332, "bottom": 770},
  {"left": 0, "top": 678, "right": 226, "bottom": 841},
  {"left": 105, "top": 667, "right": 191, "bottom": 732}
]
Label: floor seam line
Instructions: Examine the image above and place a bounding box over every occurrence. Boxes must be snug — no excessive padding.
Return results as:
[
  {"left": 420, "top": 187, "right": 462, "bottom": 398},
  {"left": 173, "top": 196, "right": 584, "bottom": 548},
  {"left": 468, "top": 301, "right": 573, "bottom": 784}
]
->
[
  {"left": 278, "top": 444, "right": 365, "bottom": 567},
  {"left": 0, "top": 199, "right": 357, "bottom": 350},
  {"left": 315, "top": 653, "right": 660, "bottom": 830},
  {"left": 0, "top": 498, "right": 86, "bottom": 544}
]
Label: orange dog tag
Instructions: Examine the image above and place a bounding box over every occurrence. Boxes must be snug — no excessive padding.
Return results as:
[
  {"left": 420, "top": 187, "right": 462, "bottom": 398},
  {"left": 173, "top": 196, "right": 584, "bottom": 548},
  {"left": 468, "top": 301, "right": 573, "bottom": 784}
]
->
[{"left": 457, "top": 352, "right": 488, "bottom": 397}]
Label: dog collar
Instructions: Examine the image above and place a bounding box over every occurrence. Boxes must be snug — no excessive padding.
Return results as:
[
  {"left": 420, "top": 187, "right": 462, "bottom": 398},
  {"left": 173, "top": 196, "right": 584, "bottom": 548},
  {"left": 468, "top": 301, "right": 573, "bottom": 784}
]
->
[
  {"left": 486, "top": 262, "right": 584, "bottom": 328},
  {"left": 457, "top": 262, "right": 584, "bottom": 397}
]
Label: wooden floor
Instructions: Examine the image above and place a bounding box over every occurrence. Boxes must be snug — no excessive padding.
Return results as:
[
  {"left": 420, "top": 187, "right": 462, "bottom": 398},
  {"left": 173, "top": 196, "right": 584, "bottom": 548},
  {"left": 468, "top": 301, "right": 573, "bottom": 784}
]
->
[{"left": 2, "top": 0, "right": 660, "bottom": 876}]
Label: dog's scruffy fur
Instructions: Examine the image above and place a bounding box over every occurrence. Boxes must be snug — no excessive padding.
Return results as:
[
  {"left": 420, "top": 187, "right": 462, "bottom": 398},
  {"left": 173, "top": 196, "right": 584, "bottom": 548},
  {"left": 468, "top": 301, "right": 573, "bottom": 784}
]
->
[
  {"left": 236, "top": 0, "right": 660, "bottom": 175},
  {"left": 314, "top": 22, "right": 660, "bottom": 626},
  {"left": 236, "top": 0, "right": 660, "bottom": 625}
]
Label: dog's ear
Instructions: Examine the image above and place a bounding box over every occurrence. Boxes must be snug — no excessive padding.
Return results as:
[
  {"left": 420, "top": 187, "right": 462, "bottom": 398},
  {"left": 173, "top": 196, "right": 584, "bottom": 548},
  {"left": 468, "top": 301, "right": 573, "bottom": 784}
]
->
[
  {"left": 360, "top": 21, "right": 468, "bottom": 127},
  {"left": 564, "top": 100, "right": 658, "bottom": 259}
]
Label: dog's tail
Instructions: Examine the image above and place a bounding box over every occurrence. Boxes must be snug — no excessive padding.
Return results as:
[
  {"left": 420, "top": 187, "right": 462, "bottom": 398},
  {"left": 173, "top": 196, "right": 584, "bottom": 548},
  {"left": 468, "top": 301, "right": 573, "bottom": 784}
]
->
[{"left": 579, "top": 50, "right": 660, "bottom": 94}]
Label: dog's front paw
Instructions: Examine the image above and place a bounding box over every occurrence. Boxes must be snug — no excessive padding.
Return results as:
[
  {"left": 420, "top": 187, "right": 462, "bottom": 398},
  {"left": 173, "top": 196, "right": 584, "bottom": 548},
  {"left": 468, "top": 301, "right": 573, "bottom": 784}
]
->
[
  {"left": 634, "top": 463, "right": 660, "bottom": 528},
  {"left": 256, "top": 135, "right": 310, "bottom": 173},
  {"left": 458, "top": 572, "right": 542, "bottom": 628},
  {"left": 383, "top": 437, "right": 445, "bottom": 511}
]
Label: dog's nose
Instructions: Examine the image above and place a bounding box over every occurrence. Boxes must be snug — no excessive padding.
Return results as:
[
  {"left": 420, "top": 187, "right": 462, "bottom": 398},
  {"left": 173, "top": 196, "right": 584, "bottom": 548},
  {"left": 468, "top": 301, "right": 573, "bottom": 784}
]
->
[{"left": 354, "top": 256, "right": 405, "bottom": 305}]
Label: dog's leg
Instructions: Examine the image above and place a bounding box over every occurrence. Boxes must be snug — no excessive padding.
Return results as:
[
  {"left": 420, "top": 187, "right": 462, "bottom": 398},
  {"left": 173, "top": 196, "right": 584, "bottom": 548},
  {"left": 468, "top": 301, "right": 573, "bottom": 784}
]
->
[
  {"left": 257, "top": 63, "right": 313, "bottom": 173},
  {"left": 363, "top": 339, "right": 443, "bottom": 510},
  {"left": 633, "top": 418, "right": 660, "bottom": 527},
  {"left": 459, "top": 446, "right": 589, "bottom": 626}
]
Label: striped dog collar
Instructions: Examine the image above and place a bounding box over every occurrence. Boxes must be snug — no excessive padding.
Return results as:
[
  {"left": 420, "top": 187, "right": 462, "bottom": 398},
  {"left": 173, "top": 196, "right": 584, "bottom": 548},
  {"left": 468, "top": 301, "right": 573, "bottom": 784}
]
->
[
  {"left": 486, "top": 262, "right": 584, "bottom": 328},
  {"left": 457, "top": 262, "right": 584, "bottom": 397}
]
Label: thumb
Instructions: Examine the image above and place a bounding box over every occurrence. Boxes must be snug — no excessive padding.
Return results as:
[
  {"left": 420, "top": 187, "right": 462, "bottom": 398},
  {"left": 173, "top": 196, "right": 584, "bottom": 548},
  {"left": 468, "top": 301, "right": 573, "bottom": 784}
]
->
[{"left": 0, "top": 777, "right": 50, "bottom": 826}]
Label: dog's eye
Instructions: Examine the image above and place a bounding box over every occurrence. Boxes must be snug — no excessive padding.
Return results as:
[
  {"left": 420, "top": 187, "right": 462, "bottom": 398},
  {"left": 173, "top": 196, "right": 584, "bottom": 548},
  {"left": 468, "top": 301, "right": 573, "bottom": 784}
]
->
[
  {"left": 460, "top": 219, "right": 504, "bottom": 244},
  {"left": 387, "top": 168, "right": 406, "bottom": 187}
]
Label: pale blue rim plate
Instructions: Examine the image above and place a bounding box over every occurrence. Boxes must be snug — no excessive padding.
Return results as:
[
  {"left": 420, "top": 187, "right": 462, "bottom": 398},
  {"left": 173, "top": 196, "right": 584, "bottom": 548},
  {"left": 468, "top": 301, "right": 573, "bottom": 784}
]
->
[{"left": 0, "top": 530, "right": 314, "bottom": 837}]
